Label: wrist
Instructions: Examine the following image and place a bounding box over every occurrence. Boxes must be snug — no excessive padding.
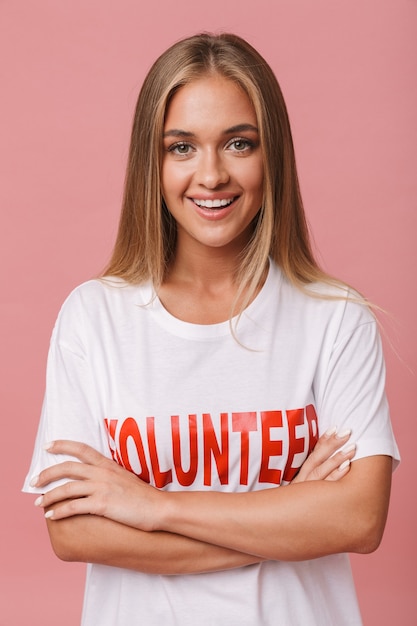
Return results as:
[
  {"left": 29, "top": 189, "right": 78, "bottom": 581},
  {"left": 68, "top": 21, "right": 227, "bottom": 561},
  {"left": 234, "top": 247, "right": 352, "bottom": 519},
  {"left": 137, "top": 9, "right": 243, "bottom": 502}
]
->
[{"left": 154, "top": 490, "right": 179, "bottom": 533}]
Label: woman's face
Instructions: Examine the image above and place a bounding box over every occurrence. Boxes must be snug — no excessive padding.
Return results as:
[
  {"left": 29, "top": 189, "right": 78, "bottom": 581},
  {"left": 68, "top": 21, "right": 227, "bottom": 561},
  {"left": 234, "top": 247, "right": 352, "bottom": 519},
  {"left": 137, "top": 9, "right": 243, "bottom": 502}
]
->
[{"left": 161, "top": 74, "right": 264, "bottom": 256}]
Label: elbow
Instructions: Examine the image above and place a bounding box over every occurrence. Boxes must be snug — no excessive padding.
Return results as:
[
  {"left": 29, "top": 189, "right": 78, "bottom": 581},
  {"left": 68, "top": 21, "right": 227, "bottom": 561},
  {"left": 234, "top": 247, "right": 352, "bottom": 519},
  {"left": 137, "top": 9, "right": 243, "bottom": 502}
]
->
[
  {"left": 51, "top": 538, "right": 79, "bottom": 563},
  {"left": 354, "top": 525, "right": 385, "bottom": 555},
  {"left": 354, "top": 534, "right": 382, "bottom": 555},
  {"left": 46, "top": 518, "right": 84, "bottom": 563},
  {"left": 350, "top": 510, "right": 388, "bottom": 555}
]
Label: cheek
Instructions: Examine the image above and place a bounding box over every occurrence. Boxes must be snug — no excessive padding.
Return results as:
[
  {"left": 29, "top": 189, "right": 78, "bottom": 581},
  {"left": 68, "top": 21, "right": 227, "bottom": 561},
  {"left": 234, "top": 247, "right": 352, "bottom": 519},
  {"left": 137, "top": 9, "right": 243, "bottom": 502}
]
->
[
  {"left": 161, "top": 163, "right": 190, "bottom": 197},
  {"left": 245, "top": 163, "right": 264, "bottom": 197},
  {"left": 161, "top": 163, "right": 174, "bottom": 196}
]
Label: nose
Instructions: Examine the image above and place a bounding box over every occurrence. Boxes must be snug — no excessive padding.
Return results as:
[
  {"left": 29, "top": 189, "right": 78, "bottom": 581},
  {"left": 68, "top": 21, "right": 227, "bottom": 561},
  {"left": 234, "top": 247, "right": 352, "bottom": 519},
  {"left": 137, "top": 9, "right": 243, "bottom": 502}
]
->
[{"left": 195, "top": 149, "right": 229, "bottom": 188}]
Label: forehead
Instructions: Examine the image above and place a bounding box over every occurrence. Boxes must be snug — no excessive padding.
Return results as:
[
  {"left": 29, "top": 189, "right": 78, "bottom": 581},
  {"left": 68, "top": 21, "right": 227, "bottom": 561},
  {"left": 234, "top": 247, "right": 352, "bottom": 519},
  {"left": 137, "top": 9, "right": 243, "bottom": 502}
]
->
[{"left": 164, "top": 75, "right": 258, "bottom": 131}]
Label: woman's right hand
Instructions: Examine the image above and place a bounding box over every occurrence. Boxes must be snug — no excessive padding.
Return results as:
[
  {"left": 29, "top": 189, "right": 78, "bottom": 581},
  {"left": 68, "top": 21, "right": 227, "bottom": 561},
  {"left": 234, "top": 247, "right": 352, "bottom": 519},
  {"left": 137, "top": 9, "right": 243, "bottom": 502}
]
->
[{"left": 291, "top": 428, "right": 356, "bottom": 484}]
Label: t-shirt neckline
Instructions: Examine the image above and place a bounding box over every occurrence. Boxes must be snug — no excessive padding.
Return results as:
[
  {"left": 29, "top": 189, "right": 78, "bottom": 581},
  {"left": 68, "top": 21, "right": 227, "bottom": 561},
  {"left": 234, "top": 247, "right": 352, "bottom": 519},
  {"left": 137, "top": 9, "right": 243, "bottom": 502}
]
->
[{"left": 142, "top": 260, "right": 278, "bottom": 340}]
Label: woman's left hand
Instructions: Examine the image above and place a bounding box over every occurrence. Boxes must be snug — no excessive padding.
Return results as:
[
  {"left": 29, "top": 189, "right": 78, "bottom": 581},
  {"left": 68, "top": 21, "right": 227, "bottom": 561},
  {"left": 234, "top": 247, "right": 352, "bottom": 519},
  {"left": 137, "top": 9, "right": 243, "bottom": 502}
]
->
[
  {"left": 291, "top": 427, "right": 356, "bottom": 484},
  {"left": 31, "top": 440, "right": 162, "bottom": 531}
]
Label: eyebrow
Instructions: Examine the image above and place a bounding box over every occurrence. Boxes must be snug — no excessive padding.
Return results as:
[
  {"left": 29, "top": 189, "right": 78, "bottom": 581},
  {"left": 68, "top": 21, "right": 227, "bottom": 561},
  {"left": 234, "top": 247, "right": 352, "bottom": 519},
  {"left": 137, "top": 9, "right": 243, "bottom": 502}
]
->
[{"left": 163, "top": 123, "right": 259, "bottom": 138}]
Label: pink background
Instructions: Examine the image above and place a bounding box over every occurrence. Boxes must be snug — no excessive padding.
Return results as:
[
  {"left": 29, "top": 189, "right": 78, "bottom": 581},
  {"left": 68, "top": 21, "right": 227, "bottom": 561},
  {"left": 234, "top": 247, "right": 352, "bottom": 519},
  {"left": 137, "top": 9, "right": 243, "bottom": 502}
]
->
[{"left": 1, "top": 1, "right": 416, "bottom": 624}]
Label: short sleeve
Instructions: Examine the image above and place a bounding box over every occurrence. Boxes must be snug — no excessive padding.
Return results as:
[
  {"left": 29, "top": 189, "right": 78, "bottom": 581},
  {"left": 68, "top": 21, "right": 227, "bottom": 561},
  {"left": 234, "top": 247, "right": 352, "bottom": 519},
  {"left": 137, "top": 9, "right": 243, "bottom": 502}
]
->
[
  {"left": 22, "top": 306, "right": 110, "bottom": 495},
  {"left": 315, "top": 309, "right": 400, "bottom": 468}
]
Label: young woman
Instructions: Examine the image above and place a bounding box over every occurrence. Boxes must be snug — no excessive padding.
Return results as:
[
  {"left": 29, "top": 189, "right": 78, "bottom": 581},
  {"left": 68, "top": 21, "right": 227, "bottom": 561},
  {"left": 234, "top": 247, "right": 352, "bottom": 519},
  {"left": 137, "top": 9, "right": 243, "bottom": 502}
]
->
[{"left": 24, "top": 33, "right": 399, "bottom": 625}]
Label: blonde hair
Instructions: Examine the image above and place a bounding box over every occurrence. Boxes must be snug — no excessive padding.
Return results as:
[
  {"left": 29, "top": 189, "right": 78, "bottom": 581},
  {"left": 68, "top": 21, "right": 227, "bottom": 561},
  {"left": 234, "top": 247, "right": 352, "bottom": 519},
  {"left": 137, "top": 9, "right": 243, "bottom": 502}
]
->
[{"left": 104, "top": 32, "right": 344, "bottom": 304}]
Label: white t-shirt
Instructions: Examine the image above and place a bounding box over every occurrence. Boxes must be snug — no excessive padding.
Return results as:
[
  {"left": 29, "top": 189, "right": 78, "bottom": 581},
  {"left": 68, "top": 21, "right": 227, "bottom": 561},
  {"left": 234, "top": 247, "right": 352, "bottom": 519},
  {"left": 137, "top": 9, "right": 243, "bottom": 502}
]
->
[{"left": 23, "top": 261, "right": 400, "bottom": 625}]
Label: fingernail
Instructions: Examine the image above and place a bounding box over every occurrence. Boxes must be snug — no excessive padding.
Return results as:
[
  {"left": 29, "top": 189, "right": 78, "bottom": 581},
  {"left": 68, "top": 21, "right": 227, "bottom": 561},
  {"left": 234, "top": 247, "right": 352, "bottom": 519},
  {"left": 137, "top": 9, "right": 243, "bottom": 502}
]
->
[
  {"left": 30, "top": 475, "right": 39, "bottom": 488},
  {"left": 44, "top": 510, "right": 54, "bottom": 519},
  {"left": 336, "top": 429, "right": 351, "bottom": 439},
  {"left": 43, "top": 441, "right": 54, "bottom": 451},
  {"left": 342, "top": 443, "right": 356, "bottom": 454},
  {"left": 338, "top": 459, "right": 350, "bottom": 471},
  {"left": 324, "top": 426, "right": 337, "bottom": 437},
  {"left": 34, "top": 496, "right": 43, "bottom": 507}
]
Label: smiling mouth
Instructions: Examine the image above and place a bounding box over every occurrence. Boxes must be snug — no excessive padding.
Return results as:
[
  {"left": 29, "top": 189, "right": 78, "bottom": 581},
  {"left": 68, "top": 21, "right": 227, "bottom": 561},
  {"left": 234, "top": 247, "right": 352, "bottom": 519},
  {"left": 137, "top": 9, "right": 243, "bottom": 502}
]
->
[{"left": 192, "top": 197, "right": 236, "bottom": 209}]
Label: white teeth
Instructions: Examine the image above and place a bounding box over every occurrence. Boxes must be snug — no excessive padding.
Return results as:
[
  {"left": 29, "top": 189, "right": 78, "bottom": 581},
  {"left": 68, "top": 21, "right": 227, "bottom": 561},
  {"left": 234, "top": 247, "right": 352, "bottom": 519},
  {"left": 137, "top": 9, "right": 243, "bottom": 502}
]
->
[{"left": 193, "top": 198, "right": 234, "bottom": 208}]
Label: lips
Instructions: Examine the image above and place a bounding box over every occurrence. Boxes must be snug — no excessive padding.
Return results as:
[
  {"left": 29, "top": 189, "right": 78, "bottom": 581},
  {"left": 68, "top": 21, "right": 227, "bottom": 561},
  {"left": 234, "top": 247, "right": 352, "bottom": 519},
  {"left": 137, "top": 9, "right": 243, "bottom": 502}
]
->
[
  {"left": 192, "top": 197, "right": 236, "bottom": 209},
  {"left": 188, "top": 195, "right": 238, "bottom": 221}
]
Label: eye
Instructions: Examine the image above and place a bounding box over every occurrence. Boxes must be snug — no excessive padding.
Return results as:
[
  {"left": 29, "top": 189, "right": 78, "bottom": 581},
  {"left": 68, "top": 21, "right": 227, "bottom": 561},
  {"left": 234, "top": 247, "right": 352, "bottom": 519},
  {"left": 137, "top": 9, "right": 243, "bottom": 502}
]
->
[
  {"left": 167, "top": 142, "right": 193, "bottom": 156},
  {"left": 227, "top": 138, "right": 255, "bottom": 153}
]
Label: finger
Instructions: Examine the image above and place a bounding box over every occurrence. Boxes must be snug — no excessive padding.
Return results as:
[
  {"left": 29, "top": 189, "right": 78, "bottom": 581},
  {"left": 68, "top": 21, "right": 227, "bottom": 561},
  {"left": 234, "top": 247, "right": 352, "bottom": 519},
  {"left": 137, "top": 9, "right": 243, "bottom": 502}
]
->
[
  {"left": 295, "top": 428, "right": 352, "bottom": 482},
  {"left": 304, "top": 429, "right": 351, "bottom": 469},
  {"left": 44, "top": 440, "right": 111, "bottom": 467},
  {"left": 33, "top": 460, "right": 94, "bottom": 489},
  {"left": 316, "top": 446, "right": 356, "bottom": 481},
  {"left": 44, "top": 496, "right": 98, "bottom": 521},
  {"left": 313, "top": 443, "right": 356, "bottom": 480},
  {"left": 34, "top": 478, "right": 94, "bottom": 509},
  {"left": 325, "top": 459, "right": 351, "bottom": 482},
  {"left": 302, "top": 443, "right": 356, "bottom": 482},
  {"left": 313, "top": 428, "right": 352, "bottom": 461},
  {"left": 30, "top": 442, "right": 115, "bottom": 489}
]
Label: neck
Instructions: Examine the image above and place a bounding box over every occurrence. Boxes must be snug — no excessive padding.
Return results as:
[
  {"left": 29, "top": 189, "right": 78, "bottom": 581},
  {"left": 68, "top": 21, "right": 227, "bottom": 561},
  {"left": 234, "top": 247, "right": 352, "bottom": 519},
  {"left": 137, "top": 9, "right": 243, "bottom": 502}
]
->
[
  {"left": 158, "top": 238, "right": 269, "bottom": 324},
  {"left": 167, "top": 249, "right": 239, "bottom": 289},
  {"left": 165, "top": 226, "right": 255, "bottom": 289}
]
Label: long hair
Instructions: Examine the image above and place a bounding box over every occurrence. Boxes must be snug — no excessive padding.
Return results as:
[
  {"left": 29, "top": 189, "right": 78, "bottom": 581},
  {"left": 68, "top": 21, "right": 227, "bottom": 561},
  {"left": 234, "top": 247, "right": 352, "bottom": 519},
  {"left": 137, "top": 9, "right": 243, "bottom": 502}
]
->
[{"left": 104, "top": 32, "right": 342, "bottom": 303}]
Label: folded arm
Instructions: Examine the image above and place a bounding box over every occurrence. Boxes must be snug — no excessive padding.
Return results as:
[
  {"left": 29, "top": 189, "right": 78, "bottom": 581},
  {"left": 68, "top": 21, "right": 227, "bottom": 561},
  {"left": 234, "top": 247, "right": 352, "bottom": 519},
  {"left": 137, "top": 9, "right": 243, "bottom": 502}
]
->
[
  {"left": 160, "top": 454, "right": 392, "bottom": 560},
  {"left": 34, "top": 430, "right": 389, "bottom": 571},
  {"left": 45, "top": 515, "right": 263, "bottom": 575}
]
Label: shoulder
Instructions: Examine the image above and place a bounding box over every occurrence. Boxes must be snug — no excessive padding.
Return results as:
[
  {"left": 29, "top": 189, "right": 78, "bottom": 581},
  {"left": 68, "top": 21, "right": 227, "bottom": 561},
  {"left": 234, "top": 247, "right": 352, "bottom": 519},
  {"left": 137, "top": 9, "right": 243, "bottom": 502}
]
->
[
  {"left": 271, "top": 263, "right": 376, "bottom": 337},
  {"left": 58, "top": 277, "right": 150, "bottom": 313},
  {"left": 51, "top": 277, "right": 152, "bottom": 345}
]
